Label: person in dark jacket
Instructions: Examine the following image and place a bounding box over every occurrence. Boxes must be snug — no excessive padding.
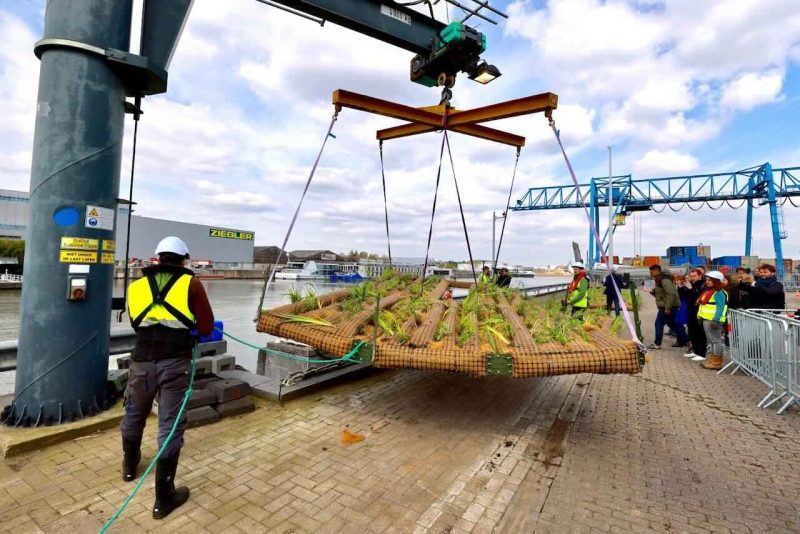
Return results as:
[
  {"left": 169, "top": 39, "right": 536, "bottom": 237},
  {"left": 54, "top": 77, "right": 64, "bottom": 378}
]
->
[
  {"left": 121, "top": 236, "right": 215, "bottom": 519},
  {"left": 748, "top": 264, "right": 785, "bottom": 310},
  {"left": 495, "top": 268, "right": 512, "bottom": 288},
  {"left": 648, "top": 265, "right": 689, "bottom": 349},
  {"left": 677, "top": 269, "right": 707, "bottom": 360},
  {"left": 603, "top": 269, "right": 624, "bottom": 316}
]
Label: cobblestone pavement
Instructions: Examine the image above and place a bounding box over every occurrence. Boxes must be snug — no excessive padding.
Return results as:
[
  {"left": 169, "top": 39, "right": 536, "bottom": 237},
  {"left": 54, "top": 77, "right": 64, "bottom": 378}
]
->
[{"left": 1, "top": 298, "right": 800, "bottom": 533}]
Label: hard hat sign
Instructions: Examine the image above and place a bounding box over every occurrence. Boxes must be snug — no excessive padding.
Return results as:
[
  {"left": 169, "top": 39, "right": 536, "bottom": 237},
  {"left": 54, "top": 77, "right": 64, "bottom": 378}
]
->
[{"left": 84, "top": 204, "right": 114, "bottom": 231}]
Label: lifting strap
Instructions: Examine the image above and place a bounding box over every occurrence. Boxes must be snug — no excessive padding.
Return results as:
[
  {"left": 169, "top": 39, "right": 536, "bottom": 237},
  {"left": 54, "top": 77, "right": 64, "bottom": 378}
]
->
[
  {"left": 421, "top": 118, "right": 449, "bottom": 287},
  {"left": 548, "top": 118, "right": 644, "bottom": 349},
  {"left": 444, "top": 131, "right": 478, "bottom": 285},
  {"left": 255, "top": 111, "right": 339, "bottom": 320},
  {"left": 493, "top": 147, "right": 521, "bottom": 273},
  {"left": 378, "top": 140, "right": 393, "bottom": 268}
]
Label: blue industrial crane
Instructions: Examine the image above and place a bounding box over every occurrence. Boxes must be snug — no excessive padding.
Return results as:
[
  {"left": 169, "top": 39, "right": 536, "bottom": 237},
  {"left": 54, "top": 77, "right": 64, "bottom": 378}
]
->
[{"left": 512, "top": 163, "right": 800, "bottom": 278}]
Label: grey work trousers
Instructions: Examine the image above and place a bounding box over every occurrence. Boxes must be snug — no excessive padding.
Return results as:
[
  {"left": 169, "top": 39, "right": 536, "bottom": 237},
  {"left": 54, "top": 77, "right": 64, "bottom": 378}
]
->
[
  {"left": 120, "top": 357, "right": 190, "bottom": 458},
  {"left": 701, "top": 319, "right": 726, "bottom": 356}
]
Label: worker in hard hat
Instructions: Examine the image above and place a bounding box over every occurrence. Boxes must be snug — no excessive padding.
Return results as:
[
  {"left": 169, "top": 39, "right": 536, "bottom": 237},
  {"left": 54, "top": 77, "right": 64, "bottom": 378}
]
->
[
  {"left": 121, "top": 236, "right": 215, "bottom": 519},
  {"left": 696, "top": 270, "right": 728, "bottom": 370},
  {"left": 566, "top": 261, "right": 589, "bottom": 318},
  {"left": 480, "top": 265, "right": 492, "bottom": 284}
]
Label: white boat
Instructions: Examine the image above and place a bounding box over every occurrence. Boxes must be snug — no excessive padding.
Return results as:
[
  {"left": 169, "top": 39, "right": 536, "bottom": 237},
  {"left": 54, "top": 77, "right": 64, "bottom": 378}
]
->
[
  {"left": 276, "top": 260, "right": 359, "bottom": 280},
  {"left": 508, "top": 269, "right": 536, "bottom": 278}
]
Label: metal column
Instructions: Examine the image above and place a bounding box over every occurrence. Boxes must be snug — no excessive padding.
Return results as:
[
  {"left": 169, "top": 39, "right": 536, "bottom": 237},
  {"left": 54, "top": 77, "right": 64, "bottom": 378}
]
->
[
  {"left": 588, "top": 180, "right": 596, "bottom": 264},
  {"left": 4, "top": 0, "right": 132, "bottom": 427},
  {"left": 745, "top": 174, "right": 754, "bottom": 257},
  {"left": 765, "top": 163, "right": 785, "bottom": 279}
]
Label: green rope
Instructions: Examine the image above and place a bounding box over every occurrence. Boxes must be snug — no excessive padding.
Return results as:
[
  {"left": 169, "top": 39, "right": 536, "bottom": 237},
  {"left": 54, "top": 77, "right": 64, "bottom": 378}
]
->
[
  {"left": 99, "top": 345, "right": 198, "bottom": 534},
  {"left": 218, "top": 328, "right": 367, "bottom": 364}
]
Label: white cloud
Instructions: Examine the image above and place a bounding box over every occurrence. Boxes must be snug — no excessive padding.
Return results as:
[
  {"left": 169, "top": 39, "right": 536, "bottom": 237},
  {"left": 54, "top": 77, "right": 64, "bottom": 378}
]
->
[
  {"left": 633, "top": 149, "right": 699, "bottom": 176},
  {"left": 720, "top": 69, "right": 785, "bottom": 111}
]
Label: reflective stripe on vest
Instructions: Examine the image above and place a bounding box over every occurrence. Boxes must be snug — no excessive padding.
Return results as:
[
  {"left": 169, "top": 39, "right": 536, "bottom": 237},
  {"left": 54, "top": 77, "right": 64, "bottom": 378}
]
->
[
  {"left": 128, "top": 273, "right": 195, "bottom": 329},
  {"left": 698, "top": 291, "right": 727, "bottom": 322}
]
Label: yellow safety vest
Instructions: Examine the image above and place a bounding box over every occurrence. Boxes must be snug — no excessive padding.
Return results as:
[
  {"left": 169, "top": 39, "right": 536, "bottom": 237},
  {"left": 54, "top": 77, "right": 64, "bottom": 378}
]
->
[
  {"left": 480, "top": 272, "right": 491, "bottom": 284},
  {"left": 569, "top": 277, "right": 588, "bottom": 308},
  {"left": 128, "top": 272, "right": 195, "bottom": 330},
  {"left": 698, "top": 290, "right": 727, "bottom": 323}
]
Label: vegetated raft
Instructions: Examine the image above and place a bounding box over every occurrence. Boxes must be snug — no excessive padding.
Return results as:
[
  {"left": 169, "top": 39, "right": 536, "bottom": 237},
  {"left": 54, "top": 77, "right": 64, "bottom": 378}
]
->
[{"left": 256, "top": 272, "right": 641, "bottom": 378}]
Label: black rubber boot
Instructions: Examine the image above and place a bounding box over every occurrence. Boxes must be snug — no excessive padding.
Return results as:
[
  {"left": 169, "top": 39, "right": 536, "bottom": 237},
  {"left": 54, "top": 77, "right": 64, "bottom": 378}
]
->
[
  {"left": 122, "top": 437, "right": 142, "bottom": 482},
  {"left": 152, "top": 452, "right": 190, "bottom": 520}
]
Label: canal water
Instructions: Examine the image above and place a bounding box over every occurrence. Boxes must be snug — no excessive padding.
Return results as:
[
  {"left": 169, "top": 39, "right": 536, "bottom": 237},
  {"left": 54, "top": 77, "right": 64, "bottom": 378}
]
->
[{"left": 0, "top": 276, "right": 567, "bottom": 396}]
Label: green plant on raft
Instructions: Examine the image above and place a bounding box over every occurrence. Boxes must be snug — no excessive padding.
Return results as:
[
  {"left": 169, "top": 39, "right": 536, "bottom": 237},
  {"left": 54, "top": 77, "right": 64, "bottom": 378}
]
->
[
  {"left": 376, "top": 310, "right": 399, "bottom": 337},
  {"left": 303, "top": 285, "right": 322, "bottom": 311},
  {"left": 276, "top": 314, "right": 334, "bottom": 328},
  {"left": 610, "top": 315, "right": 623, "bottom": 336},
  {"left": 285, "top": 286, "right": 302, "bottom": 304},
  {"left": 457, "top": 315, "right": 476, "bottom": 346}
]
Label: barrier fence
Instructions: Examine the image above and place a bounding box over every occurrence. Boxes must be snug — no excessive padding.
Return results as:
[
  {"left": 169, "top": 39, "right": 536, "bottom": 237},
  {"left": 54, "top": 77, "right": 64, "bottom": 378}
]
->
[{"left": 723, "top": 309, "right": 799, "bottom": 414}]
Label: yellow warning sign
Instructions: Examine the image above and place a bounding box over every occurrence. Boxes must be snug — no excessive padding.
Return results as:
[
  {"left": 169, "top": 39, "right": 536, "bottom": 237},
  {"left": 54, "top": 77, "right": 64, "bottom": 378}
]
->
[
  {"left": 59, "top": 250, "right": 98, "bottom": 264},
  {"left": 101, "top": 252, "right": 115, "bottom": 264},
  {"left": 60, "top": 237, "right": 99, "bottom": 251},
  {"left": 102, "top": 240, "right": 116, "bottom": 252},
  {"left": 88, "top": 207, "right": 99, "bottom": 217}
]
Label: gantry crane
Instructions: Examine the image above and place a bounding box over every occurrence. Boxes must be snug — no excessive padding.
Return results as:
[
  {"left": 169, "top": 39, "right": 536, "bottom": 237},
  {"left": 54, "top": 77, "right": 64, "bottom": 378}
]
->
[{"left": 512, "top": 163, "right": 800, "bottom": 278}]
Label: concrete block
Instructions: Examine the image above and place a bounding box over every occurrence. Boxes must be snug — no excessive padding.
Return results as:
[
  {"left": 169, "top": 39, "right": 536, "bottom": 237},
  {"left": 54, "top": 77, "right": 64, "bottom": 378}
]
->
[
  {"left": 107, "top": 369, "right": 129, "bottom": 393},
  {"left": 193, "top": 357, "right": 213, "bottom": 376},
  {"left": 216, "top": 369, "right": 271, "bottom": 389},
  {"left": 116, "top": 356, "right": 131, "bottom": 370},
  {"left": 205, "top": 378, "right": 251, "bottom": 403},
  {"left": 186, "top": 406, "right": 219, "bottom": 428},
  {"left": 215, "top": 397, "right": 255, "bottom": 419},
  {"left": 186, "top": 388, "right": 217, "bottom": 410},
  {"left": 197, "top": 340, "right": 227, "bottom": 357},
  {"left": 208, "top": 354, "right": 235, "bottom": 374},
  {"left": 192, "top": 376, "right": 220, "bottom": 390},
  {"left": 259, "top": 342, "right": 325, "bottom": 379}
]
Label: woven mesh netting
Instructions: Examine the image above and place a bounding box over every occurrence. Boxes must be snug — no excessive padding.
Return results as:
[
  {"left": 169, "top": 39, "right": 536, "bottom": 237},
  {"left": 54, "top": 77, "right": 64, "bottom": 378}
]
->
[{"left": 257, "top": 274, "right": 640, "bottom": 378}]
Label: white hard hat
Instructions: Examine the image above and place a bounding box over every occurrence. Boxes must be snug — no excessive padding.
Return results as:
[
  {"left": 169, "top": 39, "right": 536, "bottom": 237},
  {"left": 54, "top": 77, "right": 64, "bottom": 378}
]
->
[
  {"left": 155, "top": 236, "right": 190, "bottom": 258},
  {"left": 570, "top": 261, "right": 585, "bottom": 269},
  {"left": 706, "top": 270, "right": 725, "bottom": 282}
]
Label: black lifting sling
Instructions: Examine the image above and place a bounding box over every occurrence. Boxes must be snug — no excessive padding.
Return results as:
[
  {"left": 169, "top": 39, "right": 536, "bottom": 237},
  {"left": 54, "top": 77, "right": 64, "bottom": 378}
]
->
[{"left": 131, "top": 273, "right": 196, "bottom": 331}]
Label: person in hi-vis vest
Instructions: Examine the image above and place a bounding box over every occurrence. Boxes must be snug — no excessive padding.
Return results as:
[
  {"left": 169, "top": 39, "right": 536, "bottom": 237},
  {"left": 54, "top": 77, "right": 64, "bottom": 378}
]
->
[
  {"left": 122, "top": 236, "right": 214, "bottom": 519},
  {"left": 696, "top": 271, "right": 728, "bottom": 371}
]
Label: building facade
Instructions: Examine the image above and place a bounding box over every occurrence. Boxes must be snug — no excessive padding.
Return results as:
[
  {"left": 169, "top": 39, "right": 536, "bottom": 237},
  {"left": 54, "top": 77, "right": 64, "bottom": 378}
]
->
[{"left": 0, "top": 190, "right": 254, "bottom": 263}]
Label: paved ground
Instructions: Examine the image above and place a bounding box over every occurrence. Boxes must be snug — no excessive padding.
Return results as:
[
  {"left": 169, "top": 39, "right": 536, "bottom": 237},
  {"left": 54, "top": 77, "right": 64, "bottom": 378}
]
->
[{"left": 1, "top": 297, "right": 800, "bottom": 533}]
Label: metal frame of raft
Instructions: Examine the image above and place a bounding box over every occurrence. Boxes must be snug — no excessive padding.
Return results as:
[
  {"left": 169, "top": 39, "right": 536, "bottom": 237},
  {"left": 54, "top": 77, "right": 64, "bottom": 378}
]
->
[{"left": 257, "top": 280, "right": 641, "bottom": 378}]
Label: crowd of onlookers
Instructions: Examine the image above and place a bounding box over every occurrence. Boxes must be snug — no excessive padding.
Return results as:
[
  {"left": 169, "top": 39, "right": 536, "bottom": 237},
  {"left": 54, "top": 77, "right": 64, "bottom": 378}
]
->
[{"left": 645, "top": 263, "right": 787, "bottom": 370}]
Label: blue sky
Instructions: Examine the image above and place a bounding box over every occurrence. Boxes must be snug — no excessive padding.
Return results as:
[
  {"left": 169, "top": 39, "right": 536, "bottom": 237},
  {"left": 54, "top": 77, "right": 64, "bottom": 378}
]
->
[{"left": 1, "top": 0, "right": 799, "bottom": 266}]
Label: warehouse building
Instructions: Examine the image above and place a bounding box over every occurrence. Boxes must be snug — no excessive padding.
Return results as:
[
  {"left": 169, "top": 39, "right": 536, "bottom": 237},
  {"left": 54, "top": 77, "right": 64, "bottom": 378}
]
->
[{"left": 0, "top": 190, "right": 255, "bottom": 263}]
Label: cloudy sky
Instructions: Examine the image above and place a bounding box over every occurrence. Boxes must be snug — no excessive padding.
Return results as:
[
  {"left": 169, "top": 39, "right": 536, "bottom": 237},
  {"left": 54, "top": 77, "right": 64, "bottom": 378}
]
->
[{"left": 1, "top": 0, "right": 799, "bottom": 266}]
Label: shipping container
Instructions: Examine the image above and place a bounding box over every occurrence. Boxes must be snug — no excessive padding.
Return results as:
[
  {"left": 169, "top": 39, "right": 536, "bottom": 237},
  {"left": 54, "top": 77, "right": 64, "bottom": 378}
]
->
[
  {"left": 760, "top": 258, "right": 776, "bottom": 267},
  {"left": 684, "top": 246, "right": 698, "bottom": 257},
  {"left": 692, "top": 256, "right": 707, "bottom": 267},
  {"left": 670, "top": 255, "right": 687, "bottom": 265},
  {"left": 697, "top": 245, "right": 711, "bottom": 257},
  {"left": 712, "top": 256, "right": 740, "bottom": 267},
  {"left": 719, "top": 266, "right": 731, "bottom": 276},
  {"left": 600, "top": 255, "right": 620, "bottom": 264},
  {"left": 643, "top": 256, "right": 661, "bottom": 267},
  {"left": 622, "top": 257, "right": 634, "bottom": 266},
  {"left": 783, "top": 259, "right": 793, "bottom": 272}
]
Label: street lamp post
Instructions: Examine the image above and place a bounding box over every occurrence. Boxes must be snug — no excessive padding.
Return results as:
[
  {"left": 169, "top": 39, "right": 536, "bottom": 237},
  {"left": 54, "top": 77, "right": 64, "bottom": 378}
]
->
[{"left": 492, "top": 211, "right": 506, "bottom": 269}]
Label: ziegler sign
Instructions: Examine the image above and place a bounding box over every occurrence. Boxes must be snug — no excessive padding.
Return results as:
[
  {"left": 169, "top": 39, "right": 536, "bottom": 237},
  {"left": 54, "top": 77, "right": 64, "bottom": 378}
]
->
[{"left": 209, "top": 228, "right": 254, "bottom": 241}]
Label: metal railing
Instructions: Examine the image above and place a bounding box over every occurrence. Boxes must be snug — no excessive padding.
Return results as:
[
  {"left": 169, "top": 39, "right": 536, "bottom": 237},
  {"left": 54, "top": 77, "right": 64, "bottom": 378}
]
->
[
  {"left": 722, "top": 309, "right": 799, "bottom": 414},
  {"left": 0, "top": 273, "right": 22, "bottom": 283}
]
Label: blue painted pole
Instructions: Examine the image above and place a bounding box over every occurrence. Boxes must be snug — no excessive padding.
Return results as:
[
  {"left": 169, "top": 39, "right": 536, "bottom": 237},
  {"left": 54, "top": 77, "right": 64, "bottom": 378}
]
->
[
  {"left": 5, "top": 0, "right": 132, "bottom": 427},
  {"left": 764, "top": 163, "right": 785, "bottom": 279},
  {"left": 745, "top": 174, "right": 754, "bottom": 257},
  {"left": 588, "top": 180, "right": 596, "bottom": 263}
]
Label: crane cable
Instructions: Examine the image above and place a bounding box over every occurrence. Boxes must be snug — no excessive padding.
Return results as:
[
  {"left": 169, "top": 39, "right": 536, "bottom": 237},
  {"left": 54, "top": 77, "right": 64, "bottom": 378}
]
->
[
  {"left": 378, "top": 141, "right": 393, "bottom": 268},
  {"left": 444, "top": 130, "right": 478, "bottom": 285},
  {"left": 254, "top": 111, "right": 339, "bottom": 321},
  {"left": 117, "top": 97, "right": 143, "bottom": 322},
  {"left": 421, "top": 118, "right": 449, "bottom": 287},
  {"left": 492, "top": 147, "right": 522, "bottom": 273}
]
